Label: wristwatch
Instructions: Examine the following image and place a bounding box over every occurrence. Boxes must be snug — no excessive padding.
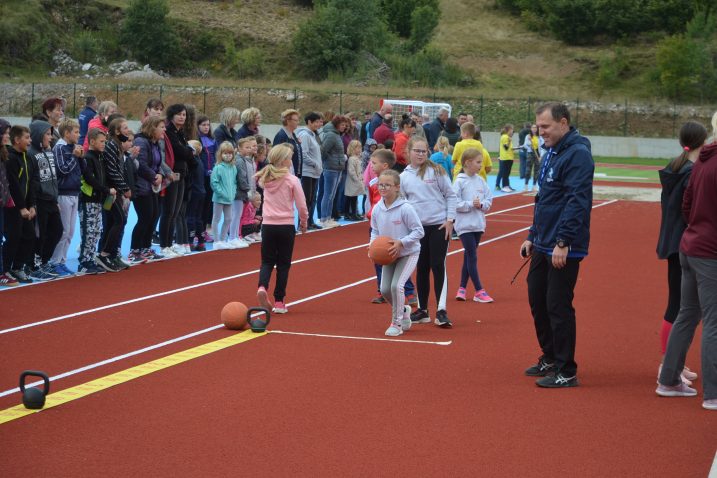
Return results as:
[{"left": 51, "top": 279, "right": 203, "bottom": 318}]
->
[{"left": 556, "top": 239, "right": 569, "bottom": 248}]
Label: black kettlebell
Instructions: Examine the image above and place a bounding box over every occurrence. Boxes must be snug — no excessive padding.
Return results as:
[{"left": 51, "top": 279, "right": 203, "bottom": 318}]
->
[
  {"left": 247, "top": 307, "right": 271, "bottom": 333},
  {"left": 19, "top": 370, "right": 50, "bottom": 410}
]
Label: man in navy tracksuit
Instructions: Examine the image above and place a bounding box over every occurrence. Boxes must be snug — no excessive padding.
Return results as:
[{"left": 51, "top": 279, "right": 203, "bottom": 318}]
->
[{"left": 520, "top": 102, "right": 594, "bottom": 388}]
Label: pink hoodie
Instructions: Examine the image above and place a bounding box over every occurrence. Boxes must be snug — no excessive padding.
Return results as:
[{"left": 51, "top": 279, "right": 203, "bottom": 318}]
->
[{"left": 261, "top": 174, "right": 308, "bottom": 227}]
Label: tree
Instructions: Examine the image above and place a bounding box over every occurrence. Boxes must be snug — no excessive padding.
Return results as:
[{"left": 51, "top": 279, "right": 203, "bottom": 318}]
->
[
  {"left": 409, "top": 5, "right": 439, "bottom": 52},
  {"left": 120, "top": 0, "right": 181, "bottom": 70},
  {"left": 656, "top": 35, "right": 707, "bottom": 100}
]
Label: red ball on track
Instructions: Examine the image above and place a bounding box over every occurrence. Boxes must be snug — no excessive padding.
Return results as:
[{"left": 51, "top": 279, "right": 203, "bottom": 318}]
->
[
  {"left": 221, "top": 301, "right": 249, "bottom": 330},
  {"left": 369, "top": 236, "right": 396, "bottom": 266}
]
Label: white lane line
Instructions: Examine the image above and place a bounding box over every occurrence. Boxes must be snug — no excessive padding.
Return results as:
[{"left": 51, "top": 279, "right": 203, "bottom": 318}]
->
[
  {"left": 0, "top": 202, "right": 537, "bottom": 335},
  {"left": 0, "top": 200, "right": 615, "bottom": 396},
  {"left": 270, "top": 330, "right": 452, "bottom": 346}
]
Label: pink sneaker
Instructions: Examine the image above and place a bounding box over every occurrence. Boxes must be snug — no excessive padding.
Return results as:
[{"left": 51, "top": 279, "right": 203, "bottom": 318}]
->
[
  {"left": 474, "top": 289, "right": 494, "bottom": 303},
  {"left": 682, "top": 366, "right": 698, "bottom": 381},
  {"left": 273, "top": 301, "right": 288, "bottom": 314},
  {"left": 703, "top": 399, "right": 717, "bottom": 410},
  {"left": 455, "top": 287, "right": 466, "bottom": 301},
  {"left": 257, "top": 286, "right": 273, "bottom": 311}
]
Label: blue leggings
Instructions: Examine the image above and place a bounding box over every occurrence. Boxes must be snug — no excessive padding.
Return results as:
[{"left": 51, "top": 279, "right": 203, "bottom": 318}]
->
[{"left": 459, "top": 231, "right": 484, "bottom": 290}]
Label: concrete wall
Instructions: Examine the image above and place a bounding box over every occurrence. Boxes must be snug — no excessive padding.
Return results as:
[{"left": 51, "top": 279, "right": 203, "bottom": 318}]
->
[{"left": 6, "top": 117, "right": 678, "bottom": 159}]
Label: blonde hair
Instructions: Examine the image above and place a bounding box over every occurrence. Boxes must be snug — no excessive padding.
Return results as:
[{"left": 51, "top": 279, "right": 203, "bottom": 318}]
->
[
  {"left": 281, "top": 109, "right": 300, "bottom": 126},
  {"left": 347, "top": 139, "right": 362, "bottom": 157},
  {"left": 462, "top": 147, "right": 483, "bottom": 164},
  {"left": 238, "top": 136, "right": 256, "bottom": 148},
  {"left": 255, "top": 143, "right": 292, "bottom": 185},
  {"left": 241, "top": 107, "right": 261, "bottom": 126},
  {"left": 218, "top": 141, "right": 236, "bottom": 164},
  {"left": 434, "top": 136, "right": 450, "bottom": 154},
  {"left": 408, "top": 137, "right": 445, "bottom": 180},
  {"left": 460, "top": 122, "right": 476, "bottom": 137},
  {"left": 379, "top": 169, "right": 400, "bottom": 185},
  {"left": 219, "top": 107, "right": 241, "bottom": 128},
  {"left": 59, "top": 118, "right": 79, "bottom": 137}
]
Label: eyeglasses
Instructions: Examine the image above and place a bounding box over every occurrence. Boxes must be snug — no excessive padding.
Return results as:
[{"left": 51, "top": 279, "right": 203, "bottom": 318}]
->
[
  {"left": 377, "top": 183, "right": 396, "bottom": 189},
  {"left": 411, "top": 149, "right": 428, "bottom": 155}
]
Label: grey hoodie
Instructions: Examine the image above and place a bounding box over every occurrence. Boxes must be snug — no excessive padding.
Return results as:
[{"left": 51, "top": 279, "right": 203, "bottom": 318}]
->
[
  {"left": 28, "top": 120, "right": 59, "bottom": 202},
  {"left": 370, "top": 197, "right": 424, "bottom": 257},
  {"left": 452, "top": 172, "right": 493, "bottom": 235},
  {"left": 400, "top": 164, "right": 457, "bottom": 226},
  {"left": 296, "top": 126, "right": 323, "bottom": 179}
]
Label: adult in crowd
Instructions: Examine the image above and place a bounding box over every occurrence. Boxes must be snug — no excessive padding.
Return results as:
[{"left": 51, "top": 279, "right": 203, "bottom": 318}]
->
[
  {"left": 360, "top": 111, "right": 372, "bottom": 145},
  {"left": 273, "top": 109, "right": 303, "bottom": 177},
  {"left": 129, "top": 116, "right": 168, "bottom": 263},
  {"left": 0, "top": 119, "right": 17, "bottom": 286},
  {"left": 657, "top": 114, "right": 717, "bottom": 411},
  {"left": 655, "top": 121, "right": 707, "bottom": 387},
  {"left": 78, "top": 96, "right": 98, "bottom": 146},
  {"left": 392, "top": 114, "right": 415, "bottom": 172},
  {"left": 143, "top": 98, "right": 164, "bottom": 119},
  {"left": 159, "top": 104, "right": 196, "bottom": 258},
  {"left": 426, "top": 107, "right": 449, "bottom": 150},
  {"left": 457, "top": 112, "right": 468, "bottom": 126},
  {"left": 373, "top": 114, "right": 395, "bottom": 147},
  {"left": 35, "top": 97, "right": 64, "bottom": 147},
  {"left": 213, "top": 107, "right": 241, "bottom": 148},
  {"left": 296, "top": 111, "right": 324, "bottom": 230},
  {"left": 369, "top": 102, "right": 393, "bottom": 138},
  {"left": 82, "top": 100, "right": 118, "bottom": 151},
  {"left": 520, "top": 102, "right": 594, "bottom": 388},
  {"left": 518, "top": 122, "right": 532, "bottom": 180},
  {"left": 411, "top": 113, "right": 426, "bottom": 140},
  {"left": 237, "top": 107, "right": 262, "bottom": 140},
  {"left": 442, "top": 117, "right": 461, "bottom": 146},
  {"left": 319, "top": 115, "right": 349, "bottom": 228}
]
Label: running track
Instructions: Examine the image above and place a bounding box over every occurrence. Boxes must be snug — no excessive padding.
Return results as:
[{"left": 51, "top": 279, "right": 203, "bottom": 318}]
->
[{"left": 0, "top": 193, "right": 714, "bottom": 477}]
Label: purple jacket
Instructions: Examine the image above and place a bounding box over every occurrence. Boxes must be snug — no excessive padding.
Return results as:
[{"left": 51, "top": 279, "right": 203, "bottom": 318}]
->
[{"left": 133, "top": 135, "right": 162, "bottom": 197}]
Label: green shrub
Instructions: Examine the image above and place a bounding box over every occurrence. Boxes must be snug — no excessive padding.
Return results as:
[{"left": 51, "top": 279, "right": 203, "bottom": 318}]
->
[
  {"left": 225, "top": 44, "right": 266, "bottom": 79},
  {"left": 72, "top": 31, "right": 102, "bottom": 64},
  {"left": 120, "top": 0, "right": 182, "bottom": 70}
]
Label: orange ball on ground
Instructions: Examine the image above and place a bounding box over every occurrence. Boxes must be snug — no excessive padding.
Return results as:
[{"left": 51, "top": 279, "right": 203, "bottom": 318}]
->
[{"left": 221, "top": 301, "right": 249, "bottom": 330}]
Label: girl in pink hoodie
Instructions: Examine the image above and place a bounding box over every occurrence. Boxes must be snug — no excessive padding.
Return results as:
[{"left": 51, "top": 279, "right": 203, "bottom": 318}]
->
[{"left": 255, "top": 144, "right": 308, "bottom": 314}]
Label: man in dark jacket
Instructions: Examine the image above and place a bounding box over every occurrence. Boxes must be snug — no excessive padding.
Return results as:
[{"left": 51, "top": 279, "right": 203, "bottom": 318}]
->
[
  {"left": 28, "top": 120, "right": 62, "bottom": 280},
  {"left": 426, "top": 107, "right": 448, "bottom": 150},
  {"left": 369, "top": 102, "right": 393, "bottom": 138},
  {"left": 78, "top": 96, "right": 98, "bottom": 146},
  {"left": 520, "top": 102, "right": 594, "bottom": 389}
]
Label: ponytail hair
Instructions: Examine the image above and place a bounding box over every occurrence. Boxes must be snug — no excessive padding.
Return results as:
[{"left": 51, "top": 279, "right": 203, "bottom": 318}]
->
[
  {"left": 255, "top": 143, "right": 293, "bottom": 185},
  {"left": 408, "top": 136, "right": 445, "bottom": 180},
  {"left": 670, "top": 121, "right": 707, "bottom": 172}
]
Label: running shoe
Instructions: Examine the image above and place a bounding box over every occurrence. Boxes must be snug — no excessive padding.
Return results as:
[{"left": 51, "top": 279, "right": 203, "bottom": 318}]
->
[
  {"left": 77, "top": 261, "right": 104, "bottom": 275},
  {"left": 703, "top": 399, "right": 717, "bottom": 410},
  {"left": 203, "top": 231, "right": 214, "bottom": 243},
  {"left": 410, "top": 309, "right": 431, "bottom": 324},
  {"left": 190, "top": 243, "right": 206, "bottom": 252},
  {"left": 536, "top": 373, "right": 579, "bottom": 388},
  {"left": 161, "top": 247, "right": 180, "bottom": 258},
  {"left": 29, "top": 264, "right": 56, "bottom": 281},
  {"left": 0, "top": 273, "right": 19, "bottom": 287},
  {"left": 656, "top": 382, "right": 697, "bottom": 397},
  {"left": 95, "top": 254, "right": 120, "bottom": 272},
  {"left": 455, "top": 287, "right": 467, "bottom": 301},
  {"left": 129, "top": 250, "right": 147, "bottom": 264},
  {"left": 273, "top": 301, "right": 288, "bottom": 314},
  {"left": 51, "top": 263, "right": 74, "bottom": 277},
  {"left": 11, "top": 268, "right": 33, "bottom": 284},
  {"left": 371, "top": 294, "right": 386, "bottom": 304},
  {"left": 171, "top": 244, "right": 186, "bottom": 256},
  {"left": 229, "top": 238, "right": 250, "bottom": 249},
  {"left": 525, "top": 357, "right": 556, "bottom": 376},
  {"left": 111, "top": 256, "right": 130, "bottom": 271},
  {"left": 385, "top": 324, "right": 403, "bottom": 337},
  {"left": 434, "top": 309, "right": 452, "bottom": 328},
  {"left": 681, "top": 367, "right": 698, "bottom": 381},
  {"left": 401, "top": 305, "right": 412, "bottom": 331},
  {"left": 257, "top": 286, "right": 273, "bottom": 311},
  {"left": 474, "top": 289, "right": 494, "bottom": 303}
]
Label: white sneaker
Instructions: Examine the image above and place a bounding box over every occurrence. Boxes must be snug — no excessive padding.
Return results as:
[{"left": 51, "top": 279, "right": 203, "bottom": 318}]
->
[
  {"left": 321, "top": 219, "right": 338, "bottom": 229},
  {"left": 401, "top": 305, "right": 412, "bottom": 331},
  {"left": 252, "top": 233, "right": 262, "bottom": 242},
  {"left": 385, "top": 324, "right": 403, "bottom": 337},
  {"left": 161, "top": 247, "right": 179, "bottom": 258},
  {"left": 229, "top": 238, "right": 250, "bottom": 249},
  {"left": 213, "top": 241, "right": 228, "bottom": 250},
  {"left": 171, "top": 244, "right": 185, "bottom": 255},
  {"left": 243, "top": 235, "right": 258, "bottom": 244},
  {"left": 183, "top": 244, "right": 192, "bottom": 254}
]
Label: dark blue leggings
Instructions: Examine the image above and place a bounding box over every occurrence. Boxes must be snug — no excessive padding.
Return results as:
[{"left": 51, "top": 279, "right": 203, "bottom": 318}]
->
[{"left": 459, "top": 231, "right": 483, "bottom": 290}]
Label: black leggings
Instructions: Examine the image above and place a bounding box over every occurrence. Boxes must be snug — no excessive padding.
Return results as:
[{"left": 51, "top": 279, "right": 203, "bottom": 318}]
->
[
  {"left": 35, "top": 200, "right": 63, "bottom": 264},
  {"left": 664, "top": 253, "right": 682, "bottom": 324},
  {"left": 416, "top": 224, "right": 450, "bottom": 312},
  {"left": 101, "top": 199, "right": 127, "bottom": 256},
  {"left": 3, "top": 207, "right": 35, "bottom": 271},
  {"left": 159, "top": 178, "right": 184, "bottom": 248},
  {"left": 131, "top": 194, "right": 160, "bottom": 250},
  {"left": 258, "top": 224, "right": 296, "bottom": 302},
  {"left": 301, "top": 176, "right": 318, "bottom": 226}
]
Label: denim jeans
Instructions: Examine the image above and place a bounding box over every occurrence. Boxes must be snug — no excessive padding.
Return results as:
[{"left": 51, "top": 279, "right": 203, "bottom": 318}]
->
[{"left": 319, "top": 170, "right": 342, "bottom": 222}]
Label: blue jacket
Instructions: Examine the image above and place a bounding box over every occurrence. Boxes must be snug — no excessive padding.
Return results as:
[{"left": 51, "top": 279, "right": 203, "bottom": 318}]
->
[
  {"left": 133, "top": 135, "right": 163, "bottom": 197},
  {"left": 52, "top": 139, "right": 83, "bottom": 196},
  {"left": 273, "top": 128, "right": 303, "bottom": 177},
  {"left": 78, "top": 106, "right": 97, "bottom": 146},
  {"left": 528, "top": 127, "right": 594, "bottom": 257}
]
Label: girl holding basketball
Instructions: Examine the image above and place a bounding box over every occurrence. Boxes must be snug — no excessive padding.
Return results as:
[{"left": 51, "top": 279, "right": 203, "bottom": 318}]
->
[
  {"left": 370, "top": 170, "right": 424, "bottom": 336},
  {"left": 256, "top": 144, "right": 308, "bottom": 315},
  {"left": 452, "top": 148, "right": 494, "bottom": 303},
  {"left": 400, "top": 137, "right": 457, "bottom": 328}
]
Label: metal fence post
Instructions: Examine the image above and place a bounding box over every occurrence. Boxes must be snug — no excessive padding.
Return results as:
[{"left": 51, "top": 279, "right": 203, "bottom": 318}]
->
[
  {"left": 203, "top": 87, "right": 207, "bottom": 114},
  {"left": 31, "top": 83, "right": 35, "bottom": 117},
  {"left": 672, "top": 103, "right": 677, "bottom": 138},
  {"left": 479, "top": 95, "right": 484, "bottom": 130},
  {"left": 293, "top": 88, "right": 297, "bottom": 110},
  {"left": 433, "top": 91, "right": 436, "bottom": 103},
  {"left": 339, "top": 90, "right": 343, "bottom": 115},
  {"left": 624, "top": 98, "right": 628, "bottom": 136},
  {"left": 576, "top": 98, "right": 580, "bottom": 130},
  {"left": 116, "top": 84, "right": 120, "bottom": 107},
  {"left": 72, "top": 83, "right": 77, "bottom": 117},
  {"left": 159, "top": 85, "right": 163, "bottom": 101},
  {"left": 248, "top": 87, "right": 252, "bottom": 108}
]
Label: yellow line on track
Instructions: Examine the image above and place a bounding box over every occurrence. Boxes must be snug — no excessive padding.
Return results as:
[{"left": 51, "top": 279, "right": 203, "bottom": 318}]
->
[{"left": 0, "top": 330, "right": 266, "bottom": 425}]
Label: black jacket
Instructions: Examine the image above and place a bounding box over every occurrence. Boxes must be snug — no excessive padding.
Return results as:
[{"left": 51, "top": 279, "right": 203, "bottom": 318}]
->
[
  {"left": 5, "top": 146, "right": 37, "bottom": 210},
  {"left": 656, "top": 160, "right": 692, "bottom": 259},
  {"left": 165, "top": 121, "right": 196, "bottom": 175},
  {"left": 82, "top": 150, "right": 110, "bottom": 203}
]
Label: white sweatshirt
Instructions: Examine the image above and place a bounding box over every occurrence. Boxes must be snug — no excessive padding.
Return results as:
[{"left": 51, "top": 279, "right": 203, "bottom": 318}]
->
[
  {"left": 400, "top": 164, "right": 457, "bottom": 226},
  {"left": 370, "top": 197, "right": 425, "bottom": 257},
  {"left": 452, "top": 172, "right": 493, "bottom": 235}
]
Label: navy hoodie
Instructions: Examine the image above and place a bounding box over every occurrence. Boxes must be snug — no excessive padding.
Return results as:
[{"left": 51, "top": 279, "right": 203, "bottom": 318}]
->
[{"left": 527, "top": 127, "right": 594, "bottom": 257}]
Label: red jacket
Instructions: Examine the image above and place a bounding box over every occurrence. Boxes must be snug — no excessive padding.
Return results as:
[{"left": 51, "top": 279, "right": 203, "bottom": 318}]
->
[
  {"left": 392, "top": 131, "right": 410, "bottom": 166},
  {"left": 681, "top": 142, "right": 717, "bottom": 258},
  {"left": 373, "top": 123, "right": 395, "bottom": 147},
  {"left": 366, "top": 176, "right": 381, "bottom": 220}
]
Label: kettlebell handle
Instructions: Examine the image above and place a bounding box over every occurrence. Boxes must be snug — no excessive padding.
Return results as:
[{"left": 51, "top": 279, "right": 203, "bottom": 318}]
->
[
  {"left": 19, "top": 370, "right": 50, "bottom": 395},
  {"left": 247, "top": 306, "right": 271, "bottom": 328}
]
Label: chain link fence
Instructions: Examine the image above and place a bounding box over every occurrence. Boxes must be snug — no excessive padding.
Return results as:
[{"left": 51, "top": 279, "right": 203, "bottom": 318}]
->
[{"left": 1, "top": 81, "right": 715, "bottom": 138}]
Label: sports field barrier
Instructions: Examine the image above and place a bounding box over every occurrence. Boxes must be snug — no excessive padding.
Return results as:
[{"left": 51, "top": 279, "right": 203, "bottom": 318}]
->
[{"left": 1, "top": 81, "right": 715, "bottom": 139}]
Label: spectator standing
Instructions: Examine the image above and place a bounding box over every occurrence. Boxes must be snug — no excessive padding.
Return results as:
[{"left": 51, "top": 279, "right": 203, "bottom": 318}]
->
[
  {"left": 273, "top": 109, "right": 303, "bottom": 178},
  {"left": 78, "top": 96, "right": 98, "bottom": 146},
  {"left": 296, "top": 112, "right": 324, "bottom": 230}
]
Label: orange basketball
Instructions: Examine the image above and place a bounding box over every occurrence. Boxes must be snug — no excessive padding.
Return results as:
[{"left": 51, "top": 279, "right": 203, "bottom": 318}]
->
[
  {"left": 221, "top": 301, "right": 249, "bottom": 330},
  {"left": 369, "top": 236, "right": 395, "bottom": 265}
]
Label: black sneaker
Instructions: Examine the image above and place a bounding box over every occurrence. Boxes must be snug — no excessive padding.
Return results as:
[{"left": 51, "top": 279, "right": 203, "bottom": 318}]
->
[
  {"left": 524, "top": 357, "right": 556, "bottom": 377},
  {"left": 434, "top": 309, "right": 452, "bottom": 328},
  {"left": 11, "top": 268, "right": 33, "bottom": 284},
  {"left": 536, "top": 373, "right": 578, "bottom": 388},
  {"left": 410, "top": 309, "right": 431, "bottom": 324},
  {"left": 111, "top": 256, "right": 130, "bottom": 271},
  {"left": 96, "top": 254, "right": 120, "bottom": 272}
]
